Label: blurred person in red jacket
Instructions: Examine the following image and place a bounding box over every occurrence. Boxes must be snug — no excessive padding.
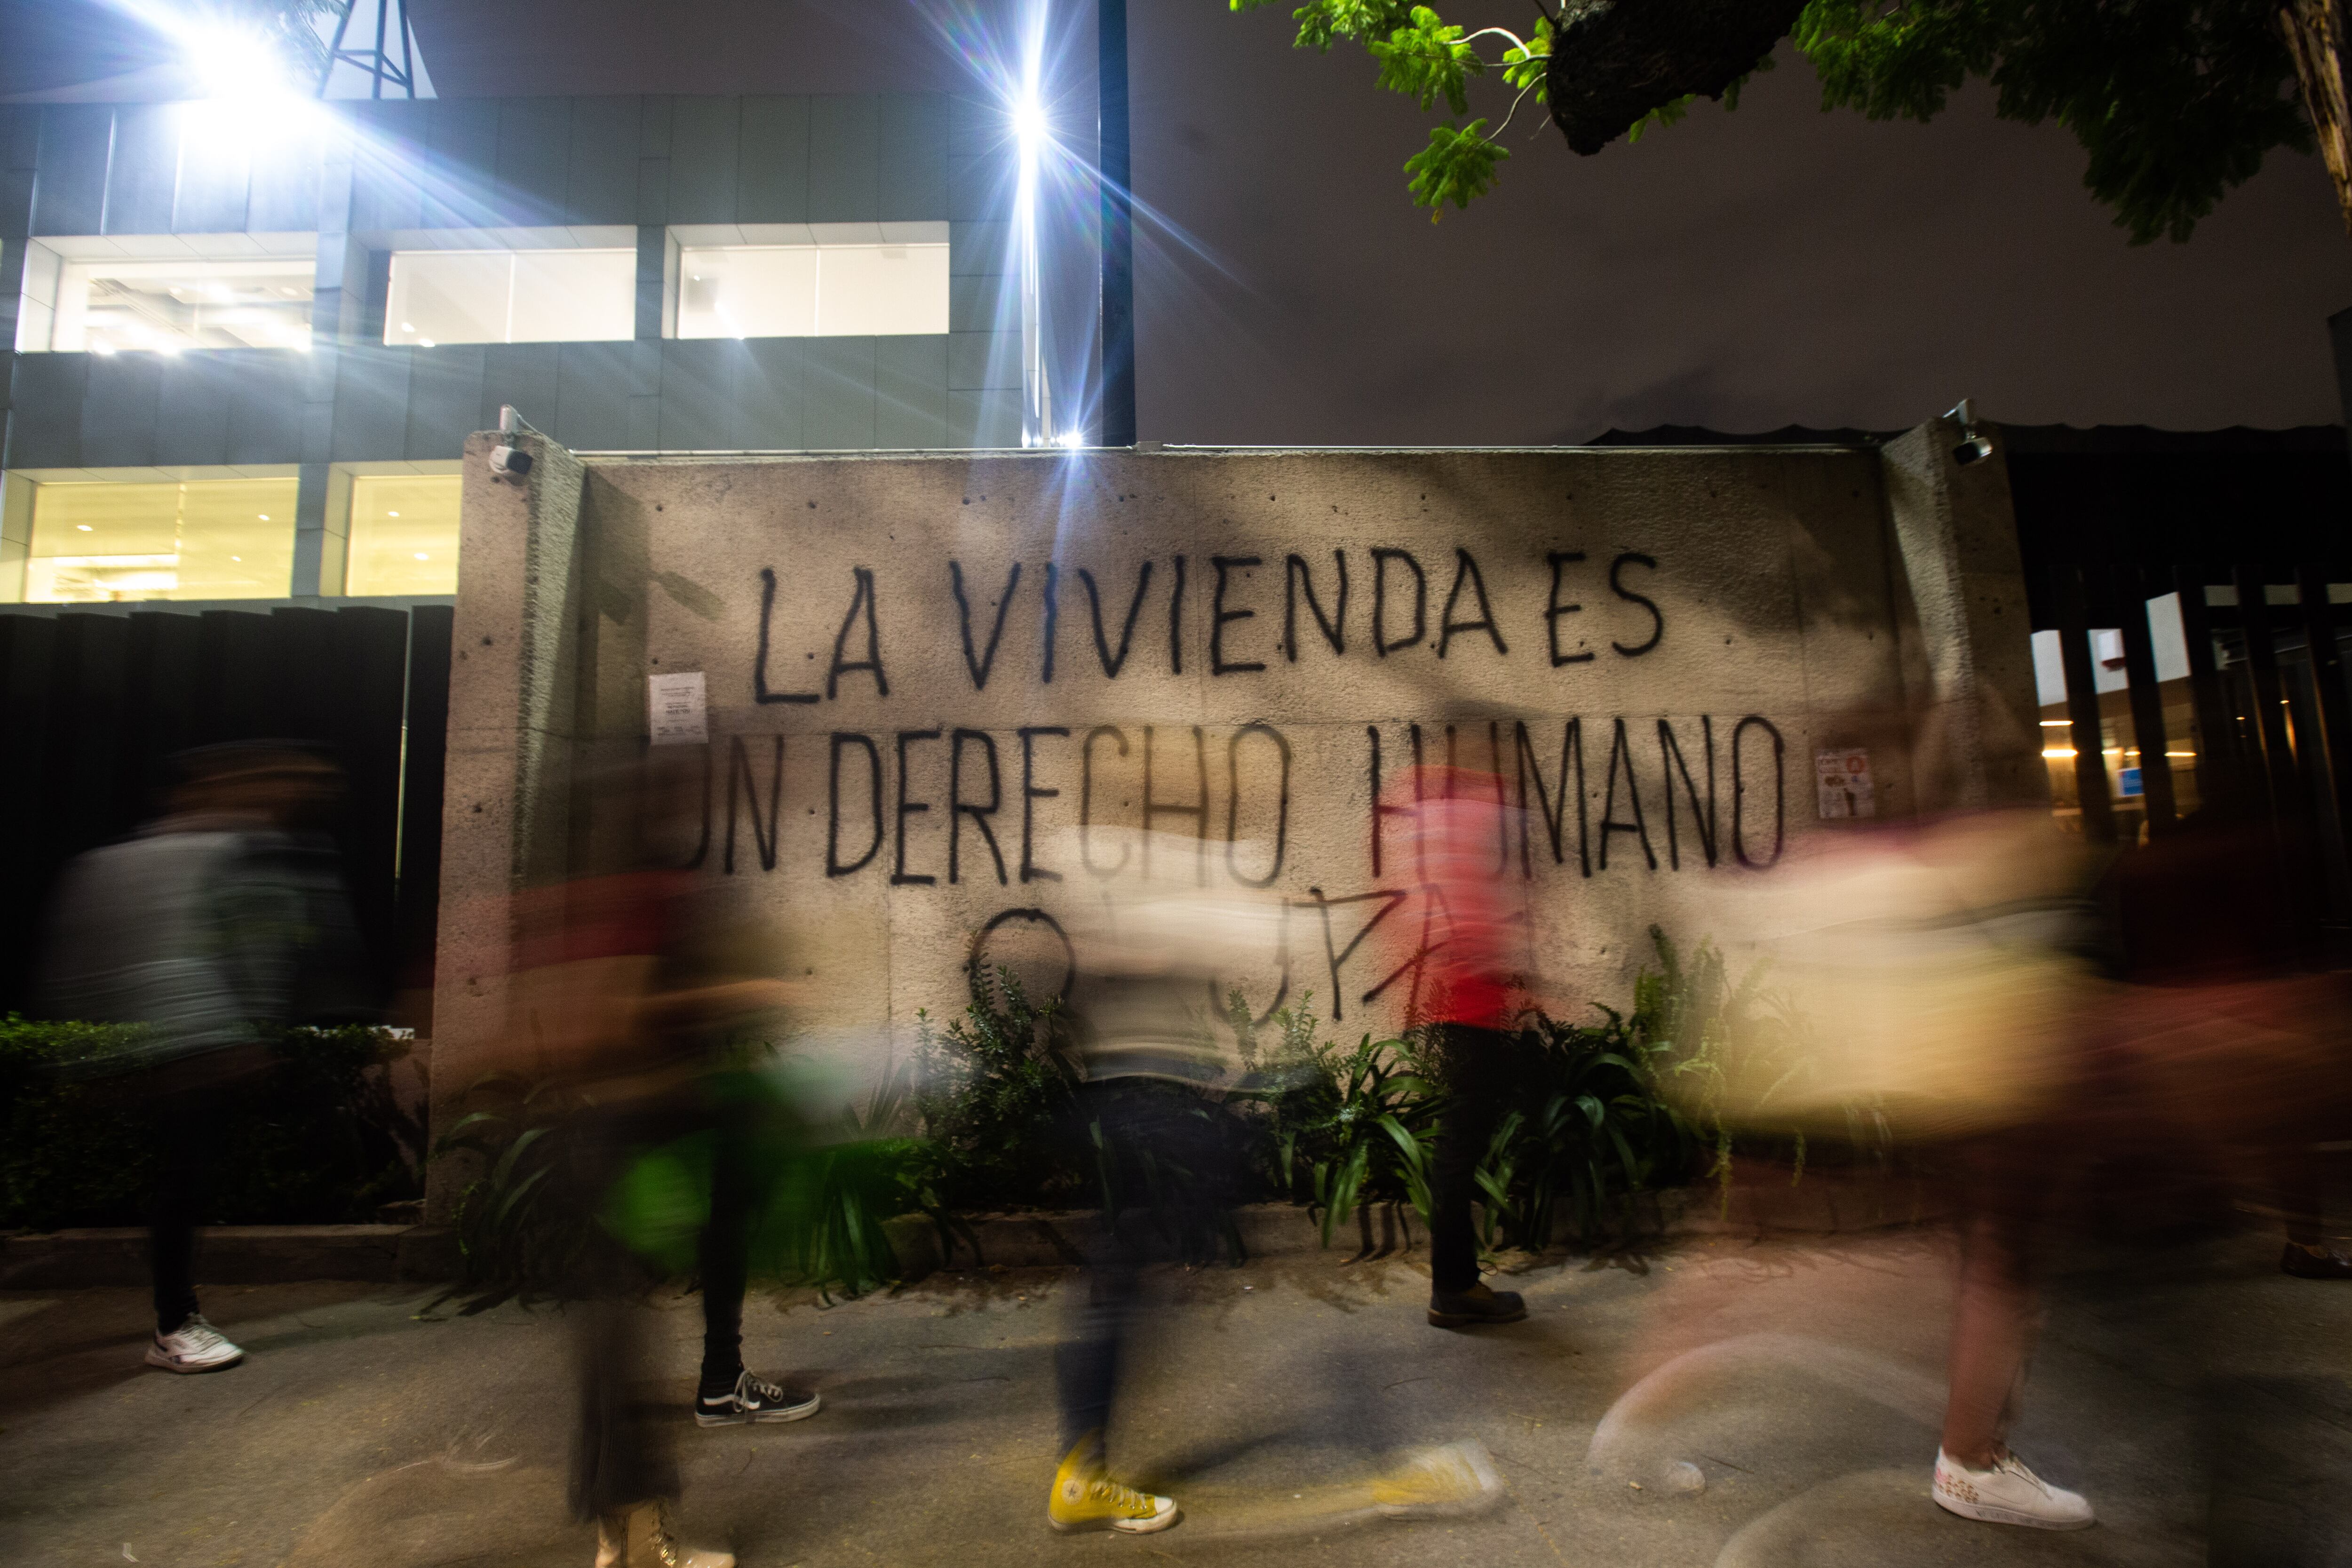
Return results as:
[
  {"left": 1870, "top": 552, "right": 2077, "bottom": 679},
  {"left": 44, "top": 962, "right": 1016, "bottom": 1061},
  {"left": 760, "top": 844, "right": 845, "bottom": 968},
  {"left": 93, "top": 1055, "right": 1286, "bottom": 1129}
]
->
[{"left": 1383, "top": 764, "right": 1531, "bottom": 1329}]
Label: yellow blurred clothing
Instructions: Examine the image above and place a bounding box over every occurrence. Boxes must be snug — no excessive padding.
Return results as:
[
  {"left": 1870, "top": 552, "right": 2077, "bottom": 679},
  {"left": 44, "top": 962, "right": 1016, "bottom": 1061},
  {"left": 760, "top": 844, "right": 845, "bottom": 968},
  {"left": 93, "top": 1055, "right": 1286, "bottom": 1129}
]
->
[{"left": 1689, "top": 808, "right": 2106, "bottom": 1142}]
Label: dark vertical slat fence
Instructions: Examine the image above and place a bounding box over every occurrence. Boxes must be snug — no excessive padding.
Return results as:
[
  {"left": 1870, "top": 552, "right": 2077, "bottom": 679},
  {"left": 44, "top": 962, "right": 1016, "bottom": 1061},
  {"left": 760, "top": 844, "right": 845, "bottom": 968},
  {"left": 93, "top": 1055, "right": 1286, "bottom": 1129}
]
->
[
  {"left": 397, "top": 605, "right": 454, "bottom": 1029},
  {"left": 2052, "top": 565, "right": 2116, "bottom": 844},
  {"left": 0, "top": 618, "right": 58, "bottom": 1011},
  {"left": 2295, "top": 566, "right": 2352, "bottom": 851},
  {"left": 0, "top": 606, "right": 453, "bottom": 1020},
  {"left": 326, "top": 607, "right": 413, "bottom": 995},
  {"left": 2234, "top": 568, "right": 2301, "bottom": 831},
  {"left": 2175, "top": 567, "right": 2240, "bottom": 810},
  {"left": 2115, "top": 565, "right": 2178, "bottom": 836}
]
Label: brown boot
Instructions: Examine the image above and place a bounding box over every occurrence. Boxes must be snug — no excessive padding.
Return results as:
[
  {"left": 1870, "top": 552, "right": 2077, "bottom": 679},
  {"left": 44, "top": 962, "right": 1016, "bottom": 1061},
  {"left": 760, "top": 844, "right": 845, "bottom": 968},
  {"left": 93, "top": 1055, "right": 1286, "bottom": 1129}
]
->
[{"left": 594, "top": 1501, "right": 735, "bottom": 1568}]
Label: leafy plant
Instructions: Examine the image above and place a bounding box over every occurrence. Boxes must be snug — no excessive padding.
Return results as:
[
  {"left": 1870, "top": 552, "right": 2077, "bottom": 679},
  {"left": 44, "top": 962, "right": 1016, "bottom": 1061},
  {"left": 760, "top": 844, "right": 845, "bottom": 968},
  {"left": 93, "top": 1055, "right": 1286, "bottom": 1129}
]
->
[
  {"left": 753, "top": 1051, "right": 958, "bottom": 1300},
  {"left": 1639, "top": 924, "right": 1891, "bottom": 1215},
  {"left": 0, "top": 1019, "right": 421, "bottom": 1230},
  {"left": 911, "top": 966, "right": 1085, "bottom": 1212},
  {"left": 432, "top": 1075, "right": 594, "bottom": 1291},
  {"left": 1232, "top": 0, "right": 2322, "bottom": 243},
  {"left": 1232, "top": 993, "right": 1443, "bottom": 1248}
]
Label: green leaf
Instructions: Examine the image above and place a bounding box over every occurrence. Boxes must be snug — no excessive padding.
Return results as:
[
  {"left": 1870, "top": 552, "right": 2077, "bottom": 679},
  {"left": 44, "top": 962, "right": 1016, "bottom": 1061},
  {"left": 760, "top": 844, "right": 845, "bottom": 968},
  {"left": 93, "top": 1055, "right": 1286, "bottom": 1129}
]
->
[
  {"left": 1404, "top": 119, "right": 1508, "bottom": 219},
  {"left": 1625, "top": 93, "right": 1695, "bottom": 144},
  {"left": 1367, "top": 5, "right": 1483, "bottom": 115}
]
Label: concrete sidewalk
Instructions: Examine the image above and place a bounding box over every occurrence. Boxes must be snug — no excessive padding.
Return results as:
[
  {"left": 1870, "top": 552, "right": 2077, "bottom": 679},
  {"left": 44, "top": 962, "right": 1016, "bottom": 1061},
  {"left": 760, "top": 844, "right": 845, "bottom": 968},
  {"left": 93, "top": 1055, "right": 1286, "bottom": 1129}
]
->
[{"left": 1, "top": 1222, "right": 2344, "bottom": 1567}]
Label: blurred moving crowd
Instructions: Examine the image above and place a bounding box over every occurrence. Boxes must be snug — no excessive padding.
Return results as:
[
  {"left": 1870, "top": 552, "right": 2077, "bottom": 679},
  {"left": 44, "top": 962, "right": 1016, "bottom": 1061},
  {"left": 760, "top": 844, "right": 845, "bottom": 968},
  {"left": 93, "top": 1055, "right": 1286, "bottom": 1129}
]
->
[{"left": 32, "top": 742, "right": 2352, "bottom": 1562}]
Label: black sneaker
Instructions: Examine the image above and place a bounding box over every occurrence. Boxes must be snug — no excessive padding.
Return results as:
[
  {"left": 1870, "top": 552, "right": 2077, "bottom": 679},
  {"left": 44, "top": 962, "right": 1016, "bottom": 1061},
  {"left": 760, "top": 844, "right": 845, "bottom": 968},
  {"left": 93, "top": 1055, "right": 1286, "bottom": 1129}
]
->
[
  {"left": 1428, "top": 1282, "right": 1527, "bottom": 1327},
  {"left": 694, "top": 1369, "right": 821, "bottom": 1427},
  {"left": 2282, "top": 1242, "right": 2352, "bottom": 1279}
]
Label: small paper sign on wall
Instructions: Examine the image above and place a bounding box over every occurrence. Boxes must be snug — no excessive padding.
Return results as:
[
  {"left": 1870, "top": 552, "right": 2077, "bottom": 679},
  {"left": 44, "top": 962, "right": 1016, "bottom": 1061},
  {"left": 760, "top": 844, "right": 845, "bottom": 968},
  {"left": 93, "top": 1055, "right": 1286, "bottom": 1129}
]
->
[
  {"left": 647, "top": 671, "right": 708, "bottom": 747},
  {"left": 1816, "top": 748, "right": 1875, "bottom": 819}
]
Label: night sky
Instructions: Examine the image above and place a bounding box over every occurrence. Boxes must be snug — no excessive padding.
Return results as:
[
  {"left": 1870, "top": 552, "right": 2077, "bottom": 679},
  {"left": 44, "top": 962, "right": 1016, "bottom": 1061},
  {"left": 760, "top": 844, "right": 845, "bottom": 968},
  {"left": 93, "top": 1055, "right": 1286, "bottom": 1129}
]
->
[{"left": 12, "top": 0, "right": 2352, "bottom": 444}]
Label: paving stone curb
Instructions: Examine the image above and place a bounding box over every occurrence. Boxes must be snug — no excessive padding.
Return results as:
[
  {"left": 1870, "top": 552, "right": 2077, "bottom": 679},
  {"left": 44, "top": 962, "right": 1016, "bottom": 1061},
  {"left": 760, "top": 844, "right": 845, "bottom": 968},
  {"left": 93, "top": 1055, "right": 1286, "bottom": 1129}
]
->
[{"left": 0, "top": 1168, "right": 1940, "bottom": 1288}]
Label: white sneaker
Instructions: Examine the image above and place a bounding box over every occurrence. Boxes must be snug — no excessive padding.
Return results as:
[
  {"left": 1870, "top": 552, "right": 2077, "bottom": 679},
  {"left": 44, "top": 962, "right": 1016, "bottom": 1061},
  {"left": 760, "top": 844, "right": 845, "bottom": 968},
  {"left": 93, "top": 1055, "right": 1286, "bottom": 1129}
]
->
[
  {"left": 144, "top": 1314, "right": 244, "bottom": 1374},
  {"left": 1932, "top": 1448, "right": 2094, "bottom": 1529}
]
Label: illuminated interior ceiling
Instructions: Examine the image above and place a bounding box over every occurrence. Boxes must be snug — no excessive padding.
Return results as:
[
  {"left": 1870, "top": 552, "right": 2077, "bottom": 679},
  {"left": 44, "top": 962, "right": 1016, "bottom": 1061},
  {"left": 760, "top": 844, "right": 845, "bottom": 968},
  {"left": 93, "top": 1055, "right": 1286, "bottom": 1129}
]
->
[{"left": 78, "top": 259, "right": 313, "bottom": 353}]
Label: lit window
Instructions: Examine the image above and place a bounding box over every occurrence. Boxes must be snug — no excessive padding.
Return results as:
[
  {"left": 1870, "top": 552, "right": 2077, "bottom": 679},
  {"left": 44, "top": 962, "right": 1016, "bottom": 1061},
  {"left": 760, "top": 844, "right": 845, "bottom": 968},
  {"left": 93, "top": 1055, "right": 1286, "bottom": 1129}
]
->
[
  {"left": 675, "top": 244, "right": 949, "bottom": 339},
  {"left": 25, "top": 478, "right": 296, "bottom": 601},
  {"left": 345, "top": 474, "right": 460, "bottom": 595},
  {"left": 386, "top": 249, "right": 635, "bottom": 346},
  {"left": 24, "top": 237, "right": 318, "bottom": 353}
]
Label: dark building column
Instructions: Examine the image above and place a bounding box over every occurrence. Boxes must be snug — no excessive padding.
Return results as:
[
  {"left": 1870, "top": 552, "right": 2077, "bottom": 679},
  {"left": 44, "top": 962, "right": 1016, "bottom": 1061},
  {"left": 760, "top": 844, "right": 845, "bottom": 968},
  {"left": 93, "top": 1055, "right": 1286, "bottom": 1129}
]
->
[
  {"left": 0, "top": 108, "right": 36, "bottom": 600},
  {"left": 294, "top": 120, "right": 361, "bottom": 599},
  {"left": 1097, "top": 0, "right": 1135, "bottom": 448}
]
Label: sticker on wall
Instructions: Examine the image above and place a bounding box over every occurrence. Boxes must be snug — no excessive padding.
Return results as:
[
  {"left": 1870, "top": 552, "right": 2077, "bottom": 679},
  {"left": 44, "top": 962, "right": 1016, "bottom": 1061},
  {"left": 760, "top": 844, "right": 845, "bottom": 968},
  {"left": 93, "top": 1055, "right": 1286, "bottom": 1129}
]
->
[
  {"left": 647, "top": 671, "right": 708, "bottom": 746},
  {"left": 1816, "top": 748, "right": 1875, "bottom": 819}
]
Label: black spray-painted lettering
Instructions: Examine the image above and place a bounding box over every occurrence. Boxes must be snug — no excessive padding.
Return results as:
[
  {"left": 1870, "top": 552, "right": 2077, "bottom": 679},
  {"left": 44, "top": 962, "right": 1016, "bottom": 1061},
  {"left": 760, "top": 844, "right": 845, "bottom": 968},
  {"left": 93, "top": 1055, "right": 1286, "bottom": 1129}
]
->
[
  {"left": 1732, "top": 715, "right": 1785, "bottom": 868},
  {"left": 1168, "top": 554, "right": 1187, "bottom": 676},
  {"left": 1514, "top": 718, "right": 1589, "bottom": 877},
  {"left": 826, "top": 732, "right": 882, "bottom": 876},
  {"left": 1075, "top": 562, "right": 1153, "bottom": 678},
  {"left": 724, "top": 734, "right": 784, "bottom": 873},
  {"left": 1599, "top": 717, "right": 1657, "bottom": 871},
  {"left": 827, "top": 567, "right": 889, "bottom": 698},
  {"left": 753, "top": 568, "right": 819, "bottom": 703},
  {"left": 1224, "top": 722, "right": 1292, "bottom": 888},
  {"left": 1210, "top": 556, "right": 1267, "bottom": 674},
  {"left": 1040, "top": 563, "right": 1061, "bottom": 685},
  {"left": 1017, "top": 726, "right": 1067, "bottom": 883},
  {"left": 1371, "top": 549, "right": 1426, "bottom": 656},
  {"left": 1436, "top": 549, "right": 1508, "bottom": 658},
  {"left": 1610, "top": 553, "right": 1663, "bottom": 657},
  {"left": 1080, "top": 725, "right": 1132, "bottom": 877},
  {"left": 891, "top": 729, "right": 940, "bottom": 885},
  {"left": 949, "top": 728, "right": 1007, "bottom": 885},
  {"left": 1284, "top": 551, "right": 1347, "bottom": 660},
  {"left": 949, "top": 561, "right": 1021, "bottom": 691},
  {"left": 1657, "top": 716, "right": 1716, "bottom": 869},
  {"left": 1142, "top": 725, "right": 1209, "bottom": 883},
  {"left": 1544, "top": 551, "right": 1594, "bottom": 667}
]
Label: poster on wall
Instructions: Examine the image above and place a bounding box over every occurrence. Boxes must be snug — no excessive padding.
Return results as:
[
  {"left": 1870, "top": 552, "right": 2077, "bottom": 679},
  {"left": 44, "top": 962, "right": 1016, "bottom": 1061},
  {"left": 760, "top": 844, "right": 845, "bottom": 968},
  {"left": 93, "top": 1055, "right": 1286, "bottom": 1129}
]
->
[
  {"left": 1816, "top": 748, "right": 1875, "bottom": 819},
  {"left": 647, "top": 671, "right": 708, "bottom": 746}
]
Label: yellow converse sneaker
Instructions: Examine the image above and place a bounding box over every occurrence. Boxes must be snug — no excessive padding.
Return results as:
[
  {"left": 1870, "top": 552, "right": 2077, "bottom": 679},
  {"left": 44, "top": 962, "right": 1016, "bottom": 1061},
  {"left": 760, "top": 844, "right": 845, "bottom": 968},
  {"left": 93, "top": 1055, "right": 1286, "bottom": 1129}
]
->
[
  {"left": 1372, "top": 1439, "right": 1504, "bottom": 1519},
  {"left": 1047, "top": 1436, "right": 1180, "bottom": 1535},
  {"left": 593, "top": 1500, "right": 735, "bottom": 1568}
]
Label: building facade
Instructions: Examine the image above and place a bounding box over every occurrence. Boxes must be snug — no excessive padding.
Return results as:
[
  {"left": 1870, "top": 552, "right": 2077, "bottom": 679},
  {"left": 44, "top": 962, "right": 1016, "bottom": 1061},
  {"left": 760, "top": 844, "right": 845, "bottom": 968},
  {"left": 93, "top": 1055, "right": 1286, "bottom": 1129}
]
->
[{"left": 0, "top": 92, "right": 1023, "bottom": 608}]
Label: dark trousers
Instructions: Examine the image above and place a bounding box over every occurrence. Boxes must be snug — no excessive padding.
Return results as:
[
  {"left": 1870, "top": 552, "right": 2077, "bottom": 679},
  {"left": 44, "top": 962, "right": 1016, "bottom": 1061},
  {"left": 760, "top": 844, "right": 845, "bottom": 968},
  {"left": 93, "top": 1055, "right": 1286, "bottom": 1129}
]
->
[
  {"left": 1055, "top": 1079, "right": 1237, "bottom": 1455},
  {"left": 149, "top": 1088, "right": 224, "bottom": 1334},
  {"left": 568, "top": 1091, "right": 757, "bottom": 1521},
  {"left": 1430, "top": 1023, "right": 1512, "bottom": 1295}
]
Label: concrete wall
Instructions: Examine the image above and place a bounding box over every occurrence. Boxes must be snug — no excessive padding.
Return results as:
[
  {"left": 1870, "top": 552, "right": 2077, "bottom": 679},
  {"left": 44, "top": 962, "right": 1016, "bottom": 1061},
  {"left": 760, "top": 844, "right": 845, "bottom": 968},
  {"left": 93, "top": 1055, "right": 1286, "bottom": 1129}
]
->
[{"left": 427, "top": 432, "right": 2046, "bottom": 1175}]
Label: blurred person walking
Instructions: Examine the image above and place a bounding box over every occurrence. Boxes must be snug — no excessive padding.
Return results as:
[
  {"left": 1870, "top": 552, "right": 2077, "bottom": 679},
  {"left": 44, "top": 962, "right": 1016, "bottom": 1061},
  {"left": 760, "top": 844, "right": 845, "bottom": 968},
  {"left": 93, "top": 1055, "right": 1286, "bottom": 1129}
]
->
[
  {"left": 1385, "top": 765, "right": 1529, "bottom": 1329},
  {"left": 40, "top": 742, "right": 376, "bottom": 1374},
  {"left": 1041, "top": 845, "right": 1264, "bottom": 1535},
  {"left": 503, "top": 758, "right": 814, "bottom": 1568}
]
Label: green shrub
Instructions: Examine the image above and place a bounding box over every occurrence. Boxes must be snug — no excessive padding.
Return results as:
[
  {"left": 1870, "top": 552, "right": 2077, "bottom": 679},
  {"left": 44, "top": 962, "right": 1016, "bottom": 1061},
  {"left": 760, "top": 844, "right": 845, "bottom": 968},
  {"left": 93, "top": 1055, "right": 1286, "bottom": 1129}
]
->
[
  {"left": 441, "top": 1050, "right": 949, "bottom": 1302},
  {"left": 911, "top": 967, "right": 1086, "bottom": 1211},
  {"left": 0, "top": 1019, "right": 422, "bottom": 1231}
]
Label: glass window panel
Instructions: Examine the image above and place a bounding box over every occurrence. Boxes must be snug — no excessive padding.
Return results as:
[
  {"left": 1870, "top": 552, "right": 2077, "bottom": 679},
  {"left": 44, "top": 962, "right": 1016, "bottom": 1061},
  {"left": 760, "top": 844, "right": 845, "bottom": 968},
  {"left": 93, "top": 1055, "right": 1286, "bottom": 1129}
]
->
[
  {"left": 53, "top": 257, "right": 314, "bottom": 353},
  {"left": 674, "top": 244, "right": 947, "bottom": 338},
  {"left": 385, "top": 249, "right": 634, "bottom": 347},
  {"left": 507, "top": 250, "right": 638, "bottom": 343},
  {"left": 816, "top": 245, "right": 950, "bottom": 336},
  {"left": 345, "top": 474, "right": 461, "bottom": 596},
  {"left": 24, "top": 478, "right": 296, "bottom": 602},
  {"left": 385, "top": 252, "right": 516, "bottom": 347},
  {"left": 675, "top": 247, "right": 818, "bottom": 339}
]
